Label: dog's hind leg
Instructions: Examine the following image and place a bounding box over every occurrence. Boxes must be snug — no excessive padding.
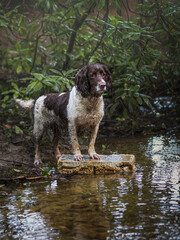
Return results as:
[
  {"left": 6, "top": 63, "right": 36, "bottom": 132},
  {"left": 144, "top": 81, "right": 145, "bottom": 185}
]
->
[
  {"left": 53, "top": 135, "right": 61, "bottom": 160},
  {"left": 33, "top": 121, "right": 44, "bottom": 166},
  {"left": 53, "top": 129, "right": 61, "bottom": 160}
]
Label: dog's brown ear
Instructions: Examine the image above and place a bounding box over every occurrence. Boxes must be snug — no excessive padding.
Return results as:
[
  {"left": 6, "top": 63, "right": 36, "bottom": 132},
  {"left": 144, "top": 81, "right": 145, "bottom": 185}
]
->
[
  {"left": 75, "top": 66, "right": 90, "bottom": 97},
  {"left": 103, "top": 65, "right": 112, "bottom": 91}
]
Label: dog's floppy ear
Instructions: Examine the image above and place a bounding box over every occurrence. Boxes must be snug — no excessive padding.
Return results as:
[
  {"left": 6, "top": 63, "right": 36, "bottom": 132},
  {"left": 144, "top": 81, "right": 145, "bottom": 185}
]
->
[
  {"left": 75, "top": 65, "right": 90, "bottom": 97},
  {"left": 103, "top": 65, "right": 112, "bottom": 91}
]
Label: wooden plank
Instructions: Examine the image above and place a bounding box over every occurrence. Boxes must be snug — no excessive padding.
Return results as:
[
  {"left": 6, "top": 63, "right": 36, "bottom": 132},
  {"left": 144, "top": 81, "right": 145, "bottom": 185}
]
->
[{"left": 57, "top": 154, "right": 136, "bottom": 175}]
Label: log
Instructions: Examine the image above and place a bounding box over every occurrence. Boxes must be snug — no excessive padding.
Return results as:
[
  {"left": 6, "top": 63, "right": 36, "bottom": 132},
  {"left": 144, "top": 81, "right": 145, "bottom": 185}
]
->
[{"left": 57, "top": 154, "right": 135, "bottom": 175}]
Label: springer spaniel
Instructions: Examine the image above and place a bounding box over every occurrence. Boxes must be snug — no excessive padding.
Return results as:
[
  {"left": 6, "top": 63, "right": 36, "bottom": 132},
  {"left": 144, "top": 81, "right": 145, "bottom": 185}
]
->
[{"left": 15, "top": 63, "right": 112, "bottom": 165}]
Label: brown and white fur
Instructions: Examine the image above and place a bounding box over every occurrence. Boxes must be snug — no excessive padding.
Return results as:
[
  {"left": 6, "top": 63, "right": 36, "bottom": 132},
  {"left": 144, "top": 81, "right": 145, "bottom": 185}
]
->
[{"left": 15, "top": 63, "right": 112, "bottom": 165}]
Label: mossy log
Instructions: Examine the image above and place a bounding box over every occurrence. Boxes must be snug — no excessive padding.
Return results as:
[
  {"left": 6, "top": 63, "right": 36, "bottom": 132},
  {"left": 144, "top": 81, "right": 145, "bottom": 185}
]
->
[{"left": 57, "top": 154, "right": 135, "bottom": 175}]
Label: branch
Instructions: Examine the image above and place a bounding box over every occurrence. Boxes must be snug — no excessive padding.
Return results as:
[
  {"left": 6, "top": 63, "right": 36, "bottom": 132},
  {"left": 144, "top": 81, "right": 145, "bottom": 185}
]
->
[
  {"left": 30, "top": 35, "right": 40, "bottom": 72},
  {"left": 121, "top": 0, "right": 129, "bottom": 22},
  {"left": 63, "top": 3, "right": 95, "bottom": 70},
  {"left": 30, "top": 21, "right": 44, "bottom": 72},
  {"left": 8, "top": 26, "right": 26, "bottom": 41},
  {"left": 90, "top": 0, "right": 109, "bottom": 59}
]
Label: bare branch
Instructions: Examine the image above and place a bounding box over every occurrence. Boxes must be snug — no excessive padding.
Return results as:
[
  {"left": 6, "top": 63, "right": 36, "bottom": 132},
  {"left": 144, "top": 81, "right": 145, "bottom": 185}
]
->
[
  {"left": 63, "top": 3, "right": 96, "bottom": 70},
  {"left": 90, "top": 0, "right": 110, "bottom": 59}
]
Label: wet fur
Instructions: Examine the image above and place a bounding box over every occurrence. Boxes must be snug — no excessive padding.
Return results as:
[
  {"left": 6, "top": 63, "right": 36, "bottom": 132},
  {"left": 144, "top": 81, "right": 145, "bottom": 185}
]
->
[{"left": 15, "top": 63, "right": 112, "bottom": 165}]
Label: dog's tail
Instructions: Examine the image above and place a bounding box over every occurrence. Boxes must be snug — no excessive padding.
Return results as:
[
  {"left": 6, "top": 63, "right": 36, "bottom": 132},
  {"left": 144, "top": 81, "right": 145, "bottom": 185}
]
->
[{"left": 15, "top": 98, "right": 35, "bottom": 111}]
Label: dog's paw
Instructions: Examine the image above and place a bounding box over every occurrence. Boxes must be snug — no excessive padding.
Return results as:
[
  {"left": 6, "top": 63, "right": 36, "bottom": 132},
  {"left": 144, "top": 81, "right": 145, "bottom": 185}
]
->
[
  {"left": 89, "top": 153, "right": 100, "bottom": 160},
  {"left": 55, "top": 154, "right": 61, "bottom": 160},
  {"left": 74, "top": 154, "right": 83, "bottom": 161},
  {"left": 34, "top": 159, "right": 42, "bottom": 166}
]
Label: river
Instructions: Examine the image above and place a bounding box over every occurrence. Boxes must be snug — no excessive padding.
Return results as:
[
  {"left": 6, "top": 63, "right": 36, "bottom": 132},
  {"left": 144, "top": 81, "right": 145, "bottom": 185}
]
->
[{"left": 0, "top": 133, "right": 179, "bottom": 239}]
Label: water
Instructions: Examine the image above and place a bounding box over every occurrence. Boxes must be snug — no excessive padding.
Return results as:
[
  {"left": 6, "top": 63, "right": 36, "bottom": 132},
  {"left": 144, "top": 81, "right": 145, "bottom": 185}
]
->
[{"left": 0, "top": 133, "right": 180, "bottom": 239}]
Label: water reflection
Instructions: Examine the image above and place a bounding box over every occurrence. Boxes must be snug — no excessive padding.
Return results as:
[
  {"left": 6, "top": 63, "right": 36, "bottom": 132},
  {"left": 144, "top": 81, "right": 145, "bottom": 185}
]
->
[{"left": 0, "top": 134, "right": 179, "bottom": 239}]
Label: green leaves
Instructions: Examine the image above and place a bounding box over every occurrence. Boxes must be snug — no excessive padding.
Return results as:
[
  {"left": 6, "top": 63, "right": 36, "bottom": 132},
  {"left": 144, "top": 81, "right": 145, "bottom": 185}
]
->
[
  {"left": 16, "top": 65, "right": 22, "bottom": 74},
  {"left": 15, "top": 126, "right": 23, "bottom": 134},
  {"left": 0, "top": 0, "right": 179, "bottom": 129},
  {"left": 31, "top": 73, "right": 44, "bottom": 81},
  {"left": 40, "top": 167, "right": 52, "bottom": 176},
  {"left": 17, "top": 68, "right": 75, "bottom": 97},
  {"left": 26, "top": 81, "right": 43, "bottom": 94},
  {"left": 96, "top": 0, "right": 106, "bottom": 11}
]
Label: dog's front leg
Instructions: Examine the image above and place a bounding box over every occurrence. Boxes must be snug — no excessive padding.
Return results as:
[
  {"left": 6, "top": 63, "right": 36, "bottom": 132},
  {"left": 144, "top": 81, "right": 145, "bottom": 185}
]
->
[
  {"left": 88, "top": 124, "right": 100, "bottom": 159},
  {"left": 68, "top": 122, "right": 83, "bottom": 161},
  {"left": 34, "top": 143, "right": 43, "bottom": 166}
]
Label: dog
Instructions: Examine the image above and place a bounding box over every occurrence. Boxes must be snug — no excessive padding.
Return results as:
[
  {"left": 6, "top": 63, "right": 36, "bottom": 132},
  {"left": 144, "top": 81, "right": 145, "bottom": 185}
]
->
[{"left": 15, "top": 63, "right": 112, "bottom": 165}]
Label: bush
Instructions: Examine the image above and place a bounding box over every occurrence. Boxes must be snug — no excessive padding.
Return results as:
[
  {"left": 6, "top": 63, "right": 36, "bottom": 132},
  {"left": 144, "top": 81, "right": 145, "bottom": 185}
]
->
[{"left": 0, "top": 0, "right": 179, "bottom": 127}]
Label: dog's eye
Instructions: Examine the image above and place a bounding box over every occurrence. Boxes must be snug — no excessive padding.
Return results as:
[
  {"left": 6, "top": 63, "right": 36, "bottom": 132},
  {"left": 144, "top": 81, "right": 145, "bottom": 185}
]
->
[
  {"left": 101, "top": 72, "right": 105, "bottom": 77},
  {"left": 89, "top": 73, "right": 95, "bottom": 77}
]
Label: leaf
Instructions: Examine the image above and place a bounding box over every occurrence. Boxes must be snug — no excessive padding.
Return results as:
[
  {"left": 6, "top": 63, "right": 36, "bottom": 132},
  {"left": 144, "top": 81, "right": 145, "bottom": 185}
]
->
[
  {"left": 102, "top": 144, "right": 106, "bottom": 149},
  {"left": 96, "top": 0, "right": 106, "bottom": 11},
  {"left": 40, "top": 167, "right": 51, "bottom": 176},
  {"left": 49, "top": 69, "right": 62, "bottom": 75},
  {"left": 11, "top": 83, "right": 19, "bottom": 90},
  {"left": 26, "top": 81, "right": 43, "bottom": 93},
  {"left": 31, "top": 73, "right": 44, "bottom": 80},
  {"left": 9, "top": 50, "right": 18, "bottom": 54},
  {"left": 16, "top": 65, "right": 22, "bottom": 74},
  {"left": 24, "top": 64, "right": 30, "bottom": 73},
  {"left": 123, "top": 109, "right": 128, "bottom": 119},
  {"left": 143, "top": 96, "right": 152, "bottom": 109},
  {"left": 33, "top": 81, "right": 43, "bottom": 92},
  {"left": 3, "top": 95, "right": 9, "bottom": 102},
  {"left": 1, "top": 103, "right": 6, "bottom": 108},
  {"left": 4, "top": 124, "right": 11, "bottom": 129},
  {"left": 26, "top": 81, "right": 37, "bottom": 94},
  {"left": 15, "top": 42, "right": 21, "bottom": 50},
  {"left": 43, "top": 80, "right": 54, "bottom": 87},
  {"left": 15, "top": 126, "right": 23, "bottom": 134},
  {"left": 46, "top": 0, "right": 50, "bottom": 10},
  {"left": 13, "top": 168, "right": 22, "bottom": 173},
  {"left": 66, "top": 68, "right": 77, "bottom": 75},
  {"left": 136, "top": 96, "right": 143, "bottom": 105},
  {"left": 112, "top": 0, "right": 121, "bottom": 14},
  {"left": 128, "top": 101, "right": 133, "bottom": 113}
]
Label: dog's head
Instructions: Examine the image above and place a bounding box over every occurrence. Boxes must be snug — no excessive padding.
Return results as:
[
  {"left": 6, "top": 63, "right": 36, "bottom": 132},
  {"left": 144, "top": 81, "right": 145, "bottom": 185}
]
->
[{"left": 75, "top": 63, "right": 112, "bottom": 97}]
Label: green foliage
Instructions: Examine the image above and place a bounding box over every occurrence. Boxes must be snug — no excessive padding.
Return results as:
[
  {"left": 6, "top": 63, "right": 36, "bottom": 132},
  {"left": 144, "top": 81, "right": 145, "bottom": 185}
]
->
[
  {"left": 13, "top": 168, "right": 22, "bottom": 173},
  {"left": 0, "top": 0, "right": 179, "bottom": 128},
  {"left": 40, "top": 167, "right": 52, "bottom": 176},
  {"left": 19, "top": 68, "right": 75, "bottom": 98}
]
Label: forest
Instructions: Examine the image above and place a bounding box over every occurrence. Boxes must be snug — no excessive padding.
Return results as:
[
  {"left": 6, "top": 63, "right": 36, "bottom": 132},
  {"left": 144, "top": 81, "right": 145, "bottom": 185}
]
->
[{"left": 0, "top": 0, "right": 179, "bottom": 136}]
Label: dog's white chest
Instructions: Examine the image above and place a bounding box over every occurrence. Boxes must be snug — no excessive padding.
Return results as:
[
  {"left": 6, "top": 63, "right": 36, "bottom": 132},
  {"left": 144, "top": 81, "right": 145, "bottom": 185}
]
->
[
  {"left": 67, "top": 87, "right": 104, "bottom": 127},
  {"left": 76, "top": 105, "right": 103, "bottom": 126}
]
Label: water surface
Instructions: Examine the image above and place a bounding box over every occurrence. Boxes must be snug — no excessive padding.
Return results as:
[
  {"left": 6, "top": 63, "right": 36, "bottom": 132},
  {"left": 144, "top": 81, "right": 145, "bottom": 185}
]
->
[{"left": 0, "top": 133, "right": 179, "bottom": 239}]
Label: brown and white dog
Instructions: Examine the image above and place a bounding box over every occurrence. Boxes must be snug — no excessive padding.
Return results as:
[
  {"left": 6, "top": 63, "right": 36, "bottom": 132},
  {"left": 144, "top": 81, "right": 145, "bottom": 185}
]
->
[{"left": 15, "top": 63, "right": 112, "bottom": 165}]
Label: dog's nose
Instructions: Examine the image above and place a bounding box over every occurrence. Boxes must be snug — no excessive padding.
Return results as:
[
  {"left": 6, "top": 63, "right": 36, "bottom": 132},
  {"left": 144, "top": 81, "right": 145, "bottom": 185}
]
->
[{"left": 99, "top": 82, "right": 106, "bottom": 90}]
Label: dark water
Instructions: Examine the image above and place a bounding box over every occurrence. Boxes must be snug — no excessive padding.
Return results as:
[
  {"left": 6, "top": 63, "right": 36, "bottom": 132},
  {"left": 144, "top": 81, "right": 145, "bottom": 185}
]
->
[{"left": 0, "top": 133, "right": 180, "bottom": 239}]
